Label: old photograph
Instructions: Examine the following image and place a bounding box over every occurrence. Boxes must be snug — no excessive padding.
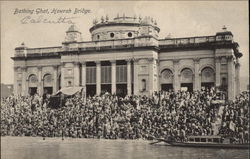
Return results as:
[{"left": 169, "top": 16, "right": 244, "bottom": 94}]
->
[{"left": 1, "top": 1, "right": 249, "bottom": 159}]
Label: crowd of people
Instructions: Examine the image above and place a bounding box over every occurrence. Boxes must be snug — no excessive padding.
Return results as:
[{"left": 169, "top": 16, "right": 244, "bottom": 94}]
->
[{"left": 1, "top": 88, "right": 249, "bottom": 144}]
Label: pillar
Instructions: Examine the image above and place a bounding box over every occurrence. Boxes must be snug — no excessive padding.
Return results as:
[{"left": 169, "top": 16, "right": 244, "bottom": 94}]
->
[
  {"left": 53, "top": 66, "right": 58, "bottom": 94},
  {"left": 227, "top": 56, "right": 234, "bottom": 100},
  {"left": 235, "top": 61, "right": 240, "bottom": 96},
  {"left": 133, "top": 59, "right": 139, "bottom": 95},
  {"left": 194, "top": 58, "right": 200, "bottom": 91},
  {"left": 215, "top": 57, "right": 221, "bottom": 88},
  {"left": 156, "top": 59, "right": 160, "bottom": 92},
  {"left": 13, "top": 67, "right": 18, "bottom": 95},
  {"left": 96, "top": 61, "right": 101, "bottom": 95},
  {"left": 127, "top": 59, "right": 132, "bottom": 96},
  {"left": 173, "top": 59, "right": 180, "bottom": 92},
  {"left": 148, "top": 58, "right": 155, "bottom": 95},
  {"left": 38, "top": 66, "right": 43, "bottom": 95},
  {"left": 81, "top": 61, "right": 86, "bottom": 96},
  {"left": 111, "top": 60, "right": 116, "bottom": 94},
  {"left": 73, "top": 62, "right": 80, "bottom": 87},
  {"left": 61, "top": 62, "right": 65, "bottom": 88},
  {"left": 21, "top": 66, "right": 27, "bottom": 96}
]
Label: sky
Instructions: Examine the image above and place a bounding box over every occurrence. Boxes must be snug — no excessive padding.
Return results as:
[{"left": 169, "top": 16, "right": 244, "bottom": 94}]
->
[{"left": 1, "top": 1, "right": 249, "bottom": 91}]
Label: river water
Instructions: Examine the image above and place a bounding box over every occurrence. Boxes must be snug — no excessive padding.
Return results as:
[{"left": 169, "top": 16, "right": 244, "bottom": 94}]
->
[{"left": 1, "top": 137, "right": 248, "bottom": 159}]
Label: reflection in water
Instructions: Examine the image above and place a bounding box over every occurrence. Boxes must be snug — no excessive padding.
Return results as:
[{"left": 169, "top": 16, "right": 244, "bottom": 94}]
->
[{"left": 1, "top": 137, "right": 249, "bottom": 159}]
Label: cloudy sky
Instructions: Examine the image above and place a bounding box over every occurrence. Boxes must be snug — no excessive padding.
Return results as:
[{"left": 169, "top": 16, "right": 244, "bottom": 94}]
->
[{"left": 1, "top": 1, "right": 249, "bottom": 90}]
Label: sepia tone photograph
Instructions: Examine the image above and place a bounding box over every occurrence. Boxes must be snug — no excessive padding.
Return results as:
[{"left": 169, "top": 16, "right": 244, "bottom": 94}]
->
[{"left": 1, "top": 1, "right": 249, "bottom": 159}]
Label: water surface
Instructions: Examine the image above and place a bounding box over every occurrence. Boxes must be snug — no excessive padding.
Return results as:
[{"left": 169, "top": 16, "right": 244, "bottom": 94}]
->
[{"left": 1, "top": 137, "right": 248, "bottom": 159}]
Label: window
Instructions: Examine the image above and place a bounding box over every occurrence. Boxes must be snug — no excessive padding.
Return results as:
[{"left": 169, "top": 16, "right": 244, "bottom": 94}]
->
[
  {"left": 128, "top": 32, "right": 132, "bottom": 37},
  {"left": 110, "top": 33, "right": 114, "bottom": 38},
  {"left": 141, "top": 79, "right": 146, "bottom": 91},
  {"left": 68, "top": 81, "right": 72, "bottom": 87},
  {"left": 97, "top": 35, "right": 100, "bottom": 39}
]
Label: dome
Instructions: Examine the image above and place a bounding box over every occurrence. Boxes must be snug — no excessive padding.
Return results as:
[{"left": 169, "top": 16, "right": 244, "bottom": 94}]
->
[
  {"left": 89, "top": 14, "right": 160, "bottom": 41},
  {"left": 66, "top": 24, "right": 80, "bottom": 33}
]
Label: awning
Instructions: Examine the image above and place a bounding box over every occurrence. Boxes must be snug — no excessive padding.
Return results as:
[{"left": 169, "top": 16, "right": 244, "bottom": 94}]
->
[{"left": 55, "top": 87, "right": 83, "bottom": 96}]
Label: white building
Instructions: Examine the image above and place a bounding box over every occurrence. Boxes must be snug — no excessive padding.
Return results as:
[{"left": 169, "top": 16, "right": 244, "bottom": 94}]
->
[{"left": 12, "top": 15, "right": 242, "bottom": 99}]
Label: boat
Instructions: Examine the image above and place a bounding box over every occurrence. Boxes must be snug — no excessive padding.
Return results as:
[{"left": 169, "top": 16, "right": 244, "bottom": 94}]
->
[{"left": 151, "top": 136, "right": 249, "bottom": 149}]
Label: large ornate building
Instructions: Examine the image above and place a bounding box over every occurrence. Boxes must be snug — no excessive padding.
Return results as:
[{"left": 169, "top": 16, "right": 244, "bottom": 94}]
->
[{"left": 12, "top": 15, "right": 242, "bottom": 100}]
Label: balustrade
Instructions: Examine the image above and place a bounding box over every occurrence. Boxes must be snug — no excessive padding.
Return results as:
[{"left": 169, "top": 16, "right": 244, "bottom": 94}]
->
[{"left": 15, "top": 35, "right": 230, "bottom": 56}]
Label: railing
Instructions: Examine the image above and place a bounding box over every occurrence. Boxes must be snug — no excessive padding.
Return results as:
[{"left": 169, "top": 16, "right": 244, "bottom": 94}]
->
[
  {"left": 159, "top": 36, "right": 216, "bottom": 46},
  {"left": 26, "top": 47, "right": 63, "bottom": 54},
  {"left": 16, "top": 35, "right": 232, "bottom": 56}
]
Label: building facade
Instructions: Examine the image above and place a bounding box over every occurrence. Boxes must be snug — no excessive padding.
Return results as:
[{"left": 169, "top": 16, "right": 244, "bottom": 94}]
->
[{"left": 12, "top": 15, "right": 243, "bottom": 100}]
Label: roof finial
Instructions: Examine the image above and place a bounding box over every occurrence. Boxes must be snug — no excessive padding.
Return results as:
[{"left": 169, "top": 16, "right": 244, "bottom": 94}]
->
[
  {"left": 101, "top": 16, "right": 104, "bottom": 23},
  {"left": 21, "top": 42, "right": 25, "bottom": 46},
  {"left": 117, "top": 13, "right": 119, "bottom": 18},
  {"left": 154, "top": 20, "right": 157, "bottom": 25},
  {"left": 106, "top": 15, "right": 109, "bottom": 22},
  {"left": 222, "top": 25, "right": 227, "bottom": 31},
  {"left": 123, "top": 13, "right": 125, "bottom": 19},
  {"left": 93, "top": 18, "right": 98, "bottom": 25}
]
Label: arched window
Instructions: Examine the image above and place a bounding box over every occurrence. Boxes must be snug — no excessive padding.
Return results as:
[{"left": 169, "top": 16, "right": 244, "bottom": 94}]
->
[
  {"left": 201, "top": 67, "right": 215, "bottom": 83},
  {"left": 28, "top": 74, "right": 38, "bottom": 95},
  {"left": 28, "top": 74, "right": 38, "bottom": 87},
  {"left": 43, "top": 74, "right": 53, "bottom": 87},
  {"left": 180, "top": 68, "right": 193, "bottom": 83},
  {"left": 161, "top": 69, "right": 173, "bottom": 83}
]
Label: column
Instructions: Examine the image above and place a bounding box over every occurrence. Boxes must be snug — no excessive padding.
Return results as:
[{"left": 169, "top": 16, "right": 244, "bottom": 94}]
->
[
  {"left": 215, "top": 56, "right": 221, "bottom": 87},
  {"left": 227, "top": 56, "right": 234, "bottom": 100},
  {"left": 133, "top": 59, "right": 139, "bottom": 95},
  {"left": 21, "top": 66, "right": 27, "bottom": 96},
  {"left": 156, "top": 59, "right": 160, "bottom": 92},
  {"left": 235, "top": 61, "right": 240, "bottom": 96},
  {"left": 13, "top": 67, "right": 18, "bottom": 95},
  {"left": 173, "top": 59, "right": 180, "bottom": 92},
  {"left": 148, "top": 58, "right": 155, "bottom": 95},
  {"left": 61, "top": 62, "right": 65, "bottom": 88},
  {"left": 111, "top": 60, "right": 116, "bottom": 94},
  {"left": 96, "top": 61, "right": 101, "bottom": 95},
  {"left": 81, "top": 62, "right": 86, "bottom": 97},
  {"left": 127, "top": 59, "right": 132, "bottom": 96},
  {"left": 73, "top": 62, "right": 80, "bottom": 87},
  {"left": 194, "top": 58, "right": 200, "bottom": 91},
  {"left": 38, "top": 66, "right": 43, "bottom": 95},
  {"left": 53, "top": 66, "right": 58, "bottom": 94}
]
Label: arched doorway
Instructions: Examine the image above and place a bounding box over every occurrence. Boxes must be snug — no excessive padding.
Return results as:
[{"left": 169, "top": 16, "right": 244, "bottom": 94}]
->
[
  {"left": 161, "top": 69, "right": 173, "bottom": 91},
  {"left": 43, "top": 74, "right": 53, "bottom": 94},
  {"left": 201, "top": 67, "right": 215, "bottom": 90},
  {"left": 180, "top": 68, "right": 193, "bottom": 92},
  {"left": 28, "top": 74, "right": 38, "bottom": 96}
]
